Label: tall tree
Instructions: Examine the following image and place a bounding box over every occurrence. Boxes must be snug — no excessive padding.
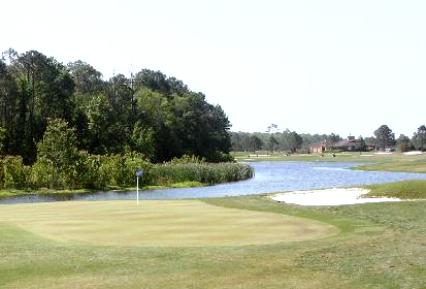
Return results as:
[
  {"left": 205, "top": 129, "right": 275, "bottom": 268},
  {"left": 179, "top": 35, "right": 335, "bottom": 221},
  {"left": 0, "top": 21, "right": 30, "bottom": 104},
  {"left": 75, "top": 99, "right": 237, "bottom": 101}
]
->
[
  {"left": 326, "top": 133, "right": 341, "bottom": 150},
  {"left": 67, "top": 60, "right": 104, "bottom": 95},
  {"left": 358, "top": 136, "right": 367, "bottom": 152},
  {"left": 374, "top": 125, "right": 395, "bottom": 151},
  {"left": 7, "top": 50, "right": 75, "bottom": 163},
  {"left": 249, "top": 136, "right": 263, "bottom": 153},
  {"left": 288, "top": 131, "right": 303, "bottom": 153},
  {"left": 397, "top": 134, "right": 412, "bottom": 152},
  {"left": 414, "top": 125, "right": 426, "bottom": 151},
  {"left": 267, "top": 135, "right": 279, "bottom": 152}
]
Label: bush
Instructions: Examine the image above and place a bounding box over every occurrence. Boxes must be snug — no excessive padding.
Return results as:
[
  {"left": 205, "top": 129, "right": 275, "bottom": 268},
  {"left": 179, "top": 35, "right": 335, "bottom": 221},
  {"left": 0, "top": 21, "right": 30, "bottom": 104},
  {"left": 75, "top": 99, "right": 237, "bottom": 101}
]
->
[
  {"left": 30, "top": 158, "right": 60, "bottom": 189},
  {"left": 79, "top": 152, "right": 152, "bottom": 189},
  {"left": 0, "top": 151, "right": 252, "bottom": 191},
  {"left": 0, "top": 156, "right": 30, "bottom": 189}
]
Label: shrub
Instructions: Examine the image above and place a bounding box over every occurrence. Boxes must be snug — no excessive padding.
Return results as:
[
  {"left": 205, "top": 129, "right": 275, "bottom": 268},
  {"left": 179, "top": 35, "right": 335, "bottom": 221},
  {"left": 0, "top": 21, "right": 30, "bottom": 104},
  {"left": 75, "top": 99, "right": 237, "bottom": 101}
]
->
[
  {"left": 79, "top": 152, "right": 152, "bottom": 189},
  {"left": 30, "top": 158, "right": 59, "bottom": 189},
  {"left": 0, "top": 156, "right": 30, "bottom": 189}
]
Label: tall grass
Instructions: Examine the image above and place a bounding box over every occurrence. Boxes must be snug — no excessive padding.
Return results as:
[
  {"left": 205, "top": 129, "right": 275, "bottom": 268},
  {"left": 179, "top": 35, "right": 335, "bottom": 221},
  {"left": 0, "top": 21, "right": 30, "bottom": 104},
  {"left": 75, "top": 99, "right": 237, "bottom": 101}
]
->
[
  {"left": 147, "top": 162, "right": 254, "bottom": 186},
  {"left": 0, "top": 153, "right": 254, "bottom": 192}
]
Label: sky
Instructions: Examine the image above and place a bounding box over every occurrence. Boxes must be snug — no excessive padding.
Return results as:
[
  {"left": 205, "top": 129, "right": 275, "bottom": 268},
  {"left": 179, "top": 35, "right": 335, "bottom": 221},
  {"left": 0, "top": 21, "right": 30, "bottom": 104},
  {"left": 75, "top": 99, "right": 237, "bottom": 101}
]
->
[{"left": 1, "top": 0, "right": 425, "bottom": 137}]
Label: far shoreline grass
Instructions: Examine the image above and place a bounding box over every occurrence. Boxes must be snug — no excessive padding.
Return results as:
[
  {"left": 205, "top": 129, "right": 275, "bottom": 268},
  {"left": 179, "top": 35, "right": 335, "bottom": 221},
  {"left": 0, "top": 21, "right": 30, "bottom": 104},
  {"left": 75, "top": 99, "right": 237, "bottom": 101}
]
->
[{"left": 234, "top": 151, "right": 426, "bottom": 173}]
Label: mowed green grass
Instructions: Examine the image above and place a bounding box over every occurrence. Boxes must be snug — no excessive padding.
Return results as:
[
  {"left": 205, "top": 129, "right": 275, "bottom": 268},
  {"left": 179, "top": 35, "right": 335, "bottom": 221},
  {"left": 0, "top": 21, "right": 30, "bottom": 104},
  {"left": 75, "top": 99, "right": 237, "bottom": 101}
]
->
[
  {"left": 0, "top": 200, "right": 335, "bottom": 247},
  {"left": 1, "top": 197, "right": 426, "bottom": 289}
]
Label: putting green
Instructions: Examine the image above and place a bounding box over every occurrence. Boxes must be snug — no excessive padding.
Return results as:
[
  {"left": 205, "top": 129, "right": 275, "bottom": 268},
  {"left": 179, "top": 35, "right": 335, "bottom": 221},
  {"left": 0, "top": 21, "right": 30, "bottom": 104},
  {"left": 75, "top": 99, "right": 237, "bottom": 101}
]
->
[{"left": 0, "top": 200, "right": 337, "bottom": 246}]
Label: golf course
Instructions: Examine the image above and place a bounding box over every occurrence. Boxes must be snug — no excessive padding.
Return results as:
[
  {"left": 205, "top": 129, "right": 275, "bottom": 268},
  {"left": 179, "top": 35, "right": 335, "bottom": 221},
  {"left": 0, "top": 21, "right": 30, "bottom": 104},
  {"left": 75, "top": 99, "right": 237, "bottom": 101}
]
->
[
  {"left": 2, "top": 0, "right": 426, "bottom": 287},
  {"left": 1, "top": 162, "right": 426, "bottom": 289},
  {"left": 0, "top": 197, "right": 425, "bottom": 289}
]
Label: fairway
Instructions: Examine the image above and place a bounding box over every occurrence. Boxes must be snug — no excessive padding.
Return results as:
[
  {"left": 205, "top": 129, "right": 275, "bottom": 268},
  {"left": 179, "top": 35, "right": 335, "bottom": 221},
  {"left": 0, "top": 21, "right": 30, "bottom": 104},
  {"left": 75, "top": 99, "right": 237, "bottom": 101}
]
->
[
  {"left": 0, "top": 200, "right": 336, "bottom": 247},
  {"left": 1, "top": 197, "right": 426, "bottom": 288}
]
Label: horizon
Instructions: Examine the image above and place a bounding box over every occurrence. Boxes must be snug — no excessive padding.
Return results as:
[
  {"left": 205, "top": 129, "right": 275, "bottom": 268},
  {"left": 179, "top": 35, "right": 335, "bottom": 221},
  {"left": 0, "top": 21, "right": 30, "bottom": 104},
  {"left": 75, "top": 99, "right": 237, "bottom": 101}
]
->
[{"left": 1, "top": 0, "right": 425, "bottom": 137}]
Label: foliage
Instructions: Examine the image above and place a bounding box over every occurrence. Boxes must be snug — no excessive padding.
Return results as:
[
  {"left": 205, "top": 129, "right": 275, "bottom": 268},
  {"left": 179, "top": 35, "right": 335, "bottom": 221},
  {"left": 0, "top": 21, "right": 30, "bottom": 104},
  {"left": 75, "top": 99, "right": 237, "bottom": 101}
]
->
[
  {"left": 231, "top": 130, "right": 340, "bottom": 153},
  {"left": 267, "top": 135, "right": 279, "bottom": 152},
  {"left": 413, "top": 125, "right": 426, "bottom": 151},
  {"left": 149, "top": 162, "right": 253, "bottom": 186},
  {"left": 248, "top": 135, "right": 263, "bottom": 152},
  {"left": 374, "top": 124, "right": 395, "bottom": 151},
  {"left": 0, "top": 156, "right": 29, "bottom": 189},
  {"left": 0, "top": 49, "right": 233, "bottom": 164},
  {"left": 396, "top": 134, "right": 412, "bottom": 152},
  {"left": 358, "top": 136, "right": 367, "bottom": 151},
  {"left": 169, "top": 154, "right": 206, "bottom": 164},
  {"left": 33, "top": 119, "right": 80, "bottom": 188},
  {"left": 0, "top": 126, "right": 6, "bottom": 155}
]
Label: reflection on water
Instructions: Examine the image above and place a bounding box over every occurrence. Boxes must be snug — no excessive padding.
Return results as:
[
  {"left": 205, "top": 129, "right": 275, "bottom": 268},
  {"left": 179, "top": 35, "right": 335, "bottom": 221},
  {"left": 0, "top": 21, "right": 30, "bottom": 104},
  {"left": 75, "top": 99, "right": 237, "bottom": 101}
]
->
[{"left": 1, "top": 161, "right": 426, "bottom": 204}]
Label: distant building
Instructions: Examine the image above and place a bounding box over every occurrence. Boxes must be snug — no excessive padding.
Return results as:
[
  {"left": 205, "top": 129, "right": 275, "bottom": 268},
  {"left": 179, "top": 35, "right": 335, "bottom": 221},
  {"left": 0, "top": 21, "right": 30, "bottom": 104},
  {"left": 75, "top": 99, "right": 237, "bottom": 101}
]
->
[
  {"left": 309, "top": 141, "right": 327, "bottom": 153},
  {"left": 333, "top": 136, "right": 361, "bottom": 151},
  {"left": 309, "top": 136, "right": 371, "bottom": 153}
]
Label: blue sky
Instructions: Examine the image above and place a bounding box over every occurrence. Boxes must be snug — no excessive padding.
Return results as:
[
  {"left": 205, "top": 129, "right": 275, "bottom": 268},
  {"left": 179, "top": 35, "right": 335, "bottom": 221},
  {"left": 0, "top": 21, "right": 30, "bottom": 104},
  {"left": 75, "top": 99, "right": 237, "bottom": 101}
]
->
[{"left": 1, "top": 0, "right": 425, "bottom": 137}]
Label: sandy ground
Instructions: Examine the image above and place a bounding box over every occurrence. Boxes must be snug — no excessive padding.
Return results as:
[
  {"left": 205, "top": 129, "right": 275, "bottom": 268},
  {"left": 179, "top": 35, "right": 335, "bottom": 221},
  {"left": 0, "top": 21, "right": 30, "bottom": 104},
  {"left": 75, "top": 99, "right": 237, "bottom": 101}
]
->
[
  {"left": 271, "top": 188, "right": 401, "bottom": 206},
  {"left": 403, "top": 151, "right": 423, "bottom": 155}
]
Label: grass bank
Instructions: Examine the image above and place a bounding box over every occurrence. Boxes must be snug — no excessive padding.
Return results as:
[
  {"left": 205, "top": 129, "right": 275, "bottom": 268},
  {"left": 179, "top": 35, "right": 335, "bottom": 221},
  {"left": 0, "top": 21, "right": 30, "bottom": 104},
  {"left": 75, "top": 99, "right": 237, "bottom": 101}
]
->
[
  {"left": 1, "top": 197, "right": 425, "bottom": 288},
  {"left": 234, "top": 151, "right": 426, "bottom": 173},
  {"left": 365, "top": 180, "right": 426, "bottom": 199},
  {"left": 0, "top": 181, "right": 206, "bottom": 200}
]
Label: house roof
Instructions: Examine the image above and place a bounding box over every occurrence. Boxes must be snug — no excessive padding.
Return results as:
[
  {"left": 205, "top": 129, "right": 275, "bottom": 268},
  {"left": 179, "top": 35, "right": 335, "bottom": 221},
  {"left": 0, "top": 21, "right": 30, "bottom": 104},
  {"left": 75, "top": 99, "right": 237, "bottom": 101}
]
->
[{"left": 334, "top": 139, "right": 358, "bottom": 147}]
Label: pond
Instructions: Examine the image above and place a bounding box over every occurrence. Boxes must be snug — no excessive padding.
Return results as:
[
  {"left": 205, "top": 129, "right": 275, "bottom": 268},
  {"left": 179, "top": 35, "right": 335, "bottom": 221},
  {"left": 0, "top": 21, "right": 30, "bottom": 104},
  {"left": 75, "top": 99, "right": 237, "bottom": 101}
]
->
[{"left": 1, "top": 161, "right": 426, "bottom": 204}]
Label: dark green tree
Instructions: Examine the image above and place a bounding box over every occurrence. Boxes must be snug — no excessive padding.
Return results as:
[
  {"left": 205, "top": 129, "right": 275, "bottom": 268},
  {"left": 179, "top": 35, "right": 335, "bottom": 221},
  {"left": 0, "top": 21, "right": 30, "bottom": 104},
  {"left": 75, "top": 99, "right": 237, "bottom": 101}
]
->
[
  {"left": 414, "top": 125, "right": 426, "bottom": 151},
  {"left": 397, "top": 134, "right": 412, "bottom": 152},
  {"left": 68, "top": 60, "right": 104, "bottom": 95},
  {"left": 249, "top": 136, "right": 263, "bottom": 153},
  {"left": 33, "top": 119, "right": 80, "bottom": 188},
  {"left": 288, "top": 131, "right": 303, "bottom": 153},
  {"left": 374, "top": 125, "right": 395, "bottom": 151},
  {"left": 267, "top": 135, "right": 279, "bottom": 152},
  {"left": 358, "top": 136, "right": 367, "bottom": 152}
]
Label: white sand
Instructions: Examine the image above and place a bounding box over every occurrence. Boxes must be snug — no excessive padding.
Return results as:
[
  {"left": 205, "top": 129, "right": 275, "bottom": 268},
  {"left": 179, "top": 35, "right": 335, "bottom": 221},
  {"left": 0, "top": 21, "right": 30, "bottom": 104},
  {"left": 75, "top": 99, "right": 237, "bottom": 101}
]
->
[
  {"left": 403, "top": 151, "right": 423, "bottom": 156},
  {"left": 271, "top": 188, "right": 401, "bottom": 206}
]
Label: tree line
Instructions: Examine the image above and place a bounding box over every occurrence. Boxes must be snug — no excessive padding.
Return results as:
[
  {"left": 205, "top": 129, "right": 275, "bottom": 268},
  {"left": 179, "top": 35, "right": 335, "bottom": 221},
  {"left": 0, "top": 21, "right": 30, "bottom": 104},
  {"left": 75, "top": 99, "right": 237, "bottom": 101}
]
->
[
  {"left": 231, "top": 130, "right": 342, "bottom": 153},
  {"left": 374, "top": 124, "right": 426, "bottom": 152},
  {"left": 231, "top": 124, "right": 426, "bottom": 153},
  {"left": 0, "top": 49, "right": 232, "bottom": 164}
]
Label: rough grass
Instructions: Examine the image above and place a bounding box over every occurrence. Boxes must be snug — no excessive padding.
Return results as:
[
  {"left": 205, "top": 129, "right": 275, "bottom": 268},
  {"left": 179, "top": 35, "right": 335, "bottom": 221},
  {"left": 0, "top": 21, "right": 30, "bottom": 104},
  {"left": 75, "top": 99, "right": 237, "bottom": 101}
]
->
[
  {"left": 365, "top": 180, "right": 426, "bottom": 199},
  {"left": 0, "top": 200, "right": 335, "bottom": 247},
  {"left": 0, "top": 197, "right": 426, "bottom": 289}
]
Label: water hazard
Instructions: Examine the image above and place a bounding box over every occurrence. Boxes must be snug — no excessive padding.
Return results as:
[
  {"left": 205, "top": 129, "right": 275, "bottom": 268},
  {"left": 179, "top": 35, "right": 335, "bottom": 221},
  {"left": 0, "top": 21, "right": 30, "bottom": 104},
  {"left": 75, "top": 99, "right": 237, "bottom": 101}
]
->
[{"left": 1, "top": 161, "right": 426, "bottom": 204}]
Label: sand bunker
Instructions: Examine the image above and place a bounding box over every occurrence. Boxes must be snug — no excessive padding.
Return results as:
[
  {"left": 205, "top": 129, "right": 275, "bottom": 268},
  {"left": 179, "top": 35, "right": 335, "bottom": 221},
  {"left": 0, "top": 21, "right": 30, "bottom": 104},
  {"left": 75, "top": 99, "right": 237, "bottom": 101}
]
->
[
  {"left": 271, "top": 188, "right": 401, "bottom": 206},
  {"left": 403, "top": 151, "right": 423, "bottom": 156}
]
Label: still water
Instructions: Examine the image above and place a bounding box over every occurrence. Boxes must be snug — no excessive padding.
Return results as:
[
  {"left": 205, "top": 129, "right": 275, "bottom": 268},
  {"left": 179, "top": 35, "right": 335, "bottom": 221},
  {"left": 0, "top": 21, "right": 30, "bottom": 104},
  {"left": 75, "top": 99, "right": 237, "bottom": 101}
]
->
[{"left": 1, "top": 161, "right": 426, "bottom": 204}]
